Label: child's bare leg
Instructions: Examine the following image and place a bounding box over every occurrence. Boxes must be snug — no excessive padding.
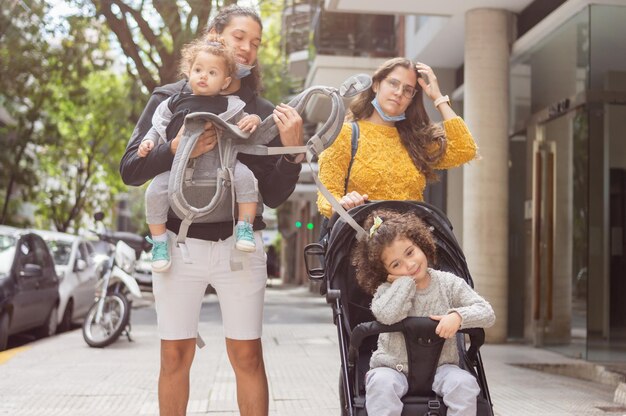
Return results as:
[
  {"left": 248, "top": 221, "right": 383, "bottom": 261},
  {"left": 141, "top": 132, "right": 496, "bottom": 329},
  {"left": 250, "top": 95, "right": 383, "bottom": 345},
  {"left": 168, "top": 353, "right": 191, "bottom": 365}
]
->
[
  {"left": 238, "top": 202, "right": 257, "bottom": 223},
  {"left": 235, "top": 202, "right": 257, "bottom": 252},
  {"left": 149, "top": 223, "right": 167, "bottom": 237}
]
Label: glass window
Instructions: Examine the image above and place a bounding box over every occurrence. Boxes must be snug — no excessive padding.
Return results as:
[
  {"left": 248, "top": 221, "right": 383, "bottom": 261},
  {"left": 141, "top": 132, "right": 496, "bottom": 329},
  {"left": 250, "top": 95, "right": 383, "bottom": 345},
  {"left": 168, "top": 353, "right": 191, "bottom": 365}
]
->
[
  {"left": 0, "top": 245, "right": 15, "bottom": 277},
  {"left": 82, "top": 241, "right": 96, "bottom": 265},
  {"left": 0, "top": 234, "right": 15, "bottom": 252},
  {"left": 46, "top": 240, "right": 73, "bottom": 266},
  {"left": 84, "top": 241, "right": 94, "bottom": 257},
  {"left": 17, "top": 238, "right": 37, "bottom": 270},
  {"left": 32, "top": 237, "right": 52, "bottom": 268},
  {"left": 513, "top": 8, "right": 589, "bottom": 115},
  {"left": 590, "top": 5, "right": 626, "bottom": 92}
]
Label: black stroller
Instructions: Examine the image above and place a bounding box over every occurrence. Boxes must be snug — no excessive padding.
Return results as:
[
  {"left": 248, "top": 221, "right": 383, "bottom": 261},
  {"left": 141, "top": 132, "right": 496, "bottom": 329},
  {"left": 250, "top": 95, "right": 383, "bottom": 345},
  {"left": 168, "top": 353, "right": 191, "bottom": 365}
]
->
[{"left": 304, "top": 201, "right": 494, "bottom": 416}]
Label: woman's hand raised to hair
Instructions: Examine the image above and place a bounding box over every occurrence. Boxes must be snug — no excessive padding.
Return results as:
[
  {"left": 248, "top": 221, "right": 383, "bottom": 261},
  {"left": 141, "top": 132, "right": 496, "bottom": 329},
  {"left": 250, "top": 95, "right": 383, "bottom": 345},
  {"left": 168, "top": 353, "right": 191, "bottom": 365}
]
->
[
  {"left": 170, "top": 121, "right": 219, "bottom": 158},
  {"left": 416, "top": 62, "right": 457, "bottom": 120},
  {"left": 415, "top": 62, "right": 443, "bottom": 102}
]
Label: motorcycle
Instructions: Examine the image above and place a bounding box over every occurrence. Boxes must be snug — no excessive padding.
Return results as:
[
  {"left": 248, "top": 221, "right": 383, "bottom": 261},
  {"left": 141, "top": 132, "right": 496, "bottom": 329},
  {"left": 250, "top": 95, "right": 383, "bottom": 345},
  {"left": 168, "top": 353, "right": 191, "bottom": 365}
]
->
[{"left": 82, "top": 212, "right": 148, "bottom": 348}]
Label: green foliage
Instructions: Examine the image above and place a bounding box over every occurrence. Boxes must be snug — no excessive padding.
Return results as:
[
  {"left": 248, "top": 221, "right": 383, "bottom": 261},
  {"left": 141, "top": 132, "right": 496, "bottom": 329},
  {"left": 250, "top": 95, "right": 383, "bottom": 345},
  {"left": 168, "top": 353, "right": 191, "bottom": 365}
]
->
[
  {"left": 1, "top": 0, "right": 296, "bottom": 232},
  {"left": 258, "top": 0, "right": 293, "bottom": 104},
  {"left": 0, "top": 0, "right": 56, "bottom": 225},
  {"left": 36, "top": 70, "right": 137, "bottom": 232},
  {"left": 71, "top": 0, "right": 215, "bottom": 91},
  {"left": 0, "top": 1, "right": 141, "bottom": 231}
]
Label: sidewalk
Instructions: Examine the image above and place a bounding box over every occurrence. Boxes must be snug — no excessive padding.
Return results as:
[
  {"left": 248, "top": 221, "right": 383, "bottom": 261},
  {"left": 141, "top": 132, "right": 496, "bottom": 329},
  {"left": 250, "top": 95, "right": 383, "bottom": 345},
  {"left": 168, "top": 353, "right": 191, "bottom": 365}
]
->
[{"left": 0, "top": 285, "right": 624, "bottom": 415}]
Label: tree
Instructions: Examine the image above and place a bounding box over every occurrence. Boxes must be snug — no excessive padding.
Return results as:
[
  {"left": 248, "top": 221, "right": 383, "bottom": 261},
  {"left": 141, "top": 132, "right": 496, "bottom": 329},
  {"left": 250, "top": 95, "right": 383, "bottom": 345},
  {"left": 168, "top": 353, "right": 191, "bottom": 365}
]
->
[
  {"left": 78, "top": 0, "right": 293, "bottom": 100},
  {"left": 35, "top": 70, "right": 138, "bottom": 232},
  {"left": 62, "top": 1, "right": 294, "bottom": 233},
  {"left": 1, "top": 1, "right": 140, "bottom": 230},
  {"left": 75, "top": 0, "right": 218, "bottom": 92},
  {"left": 0, "top": 1, "right": 56, "bottom": 225},
  {"left": 257, "top": 0, "right": 293, "bottom": 105}
]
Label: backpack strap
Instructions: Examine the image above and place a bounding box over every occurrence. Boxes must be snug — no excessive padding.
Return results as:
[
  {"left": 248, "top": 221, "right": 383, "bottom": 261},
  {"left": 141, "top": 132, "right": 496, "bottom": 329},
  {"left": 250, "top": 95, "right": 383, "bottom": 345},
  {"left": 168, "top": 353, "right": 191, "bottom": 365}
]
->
[
  {"left": 343, "top": 121, "right": 359, "bottom": 195},
  {"left": 310, "top": 122, "right": 367, "bottom": 241}
]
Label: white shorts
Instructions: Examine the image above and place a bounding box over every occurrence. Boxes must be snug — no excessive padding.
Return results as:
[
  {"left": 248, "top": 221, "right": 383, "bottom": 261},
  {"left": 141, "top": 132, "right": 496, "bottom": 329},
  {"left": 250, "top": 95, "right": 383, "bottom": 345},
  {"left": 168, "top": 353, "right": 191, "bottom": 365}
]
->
[{"left": 152, "top": 231, "right": 267, "bottom": 341}]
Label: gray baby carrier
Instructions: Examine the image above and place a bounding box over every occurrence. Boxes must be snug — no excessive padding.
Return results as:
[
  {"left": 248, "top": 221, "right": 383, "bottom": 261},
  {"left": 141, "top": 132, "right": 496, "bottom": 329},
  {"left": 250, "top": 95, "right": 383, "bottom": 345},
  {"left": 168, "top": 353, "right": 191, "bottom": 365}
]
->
[{"left": 168, "top": 74, "right": 373, "bottom": 263}]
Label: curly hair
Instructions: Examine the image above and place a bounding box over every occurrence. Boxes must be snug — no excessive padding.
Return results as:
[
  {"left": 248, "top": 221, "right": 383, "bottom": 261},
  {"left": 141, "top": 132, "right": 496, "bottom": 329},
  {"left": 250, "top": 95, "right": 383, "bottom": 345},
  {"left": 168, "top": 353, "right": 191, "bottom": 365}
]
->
[
  {"left": 347, "top": 57, "right": 446, "bottom": 181},
  {"left": 352, "top": 209, "right": 437, "bottom": 295},
  {"left": 203, "top": 4, "right": 264, "bottom": 94},
  {"left": 179, "top": 35, "right": 236, "bottom": 80}
]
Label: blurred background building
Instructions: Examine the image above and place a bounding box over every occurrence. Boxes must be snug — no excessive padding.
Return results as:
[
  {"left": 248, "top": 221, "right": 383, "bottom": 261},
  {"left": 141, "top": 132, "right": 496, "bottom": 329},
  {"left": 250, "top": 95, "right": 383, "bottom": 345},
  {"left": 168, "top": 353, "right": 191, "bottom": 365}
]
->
[{"left": 279, "top": 0, "right": 626, "bottom": 363}]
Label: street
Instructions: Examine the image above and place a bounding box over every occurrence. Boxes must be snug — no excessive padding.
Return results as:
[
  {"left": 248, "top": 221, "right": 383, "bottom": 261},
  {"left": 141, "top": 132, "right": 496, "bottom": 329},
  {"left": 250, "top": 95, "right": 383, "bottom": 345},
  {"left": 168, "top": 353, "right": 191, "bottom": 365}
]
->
[{"left": 0, "top": 284, "right": 624, "bottom": 415}]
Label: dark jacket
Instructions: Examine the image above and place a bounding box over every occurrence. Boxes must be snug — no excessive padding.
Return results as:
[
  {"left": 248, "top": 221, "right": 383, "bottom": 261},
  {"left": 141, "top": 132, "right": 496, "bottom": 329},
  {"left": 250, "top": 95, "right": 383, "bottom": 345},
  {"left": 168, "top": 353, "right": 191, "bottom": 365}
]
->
[{"left": 119, "top": 79, "right": 301, "bottom": 241}]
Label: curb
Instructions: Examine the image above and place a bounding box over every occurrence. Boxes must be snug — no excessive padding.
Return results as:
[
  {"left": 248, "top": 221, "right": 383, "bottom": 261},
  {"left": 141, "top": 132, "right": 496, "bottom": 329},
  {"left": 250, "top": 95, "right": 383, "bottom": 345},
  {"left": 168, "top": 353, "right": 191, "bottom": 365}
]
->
[
  {"left": 515, "top": 362, "right": 626, "bottom": 407},
  {"left": 615, "top": 382, "right": 626, "bottom": 406}
]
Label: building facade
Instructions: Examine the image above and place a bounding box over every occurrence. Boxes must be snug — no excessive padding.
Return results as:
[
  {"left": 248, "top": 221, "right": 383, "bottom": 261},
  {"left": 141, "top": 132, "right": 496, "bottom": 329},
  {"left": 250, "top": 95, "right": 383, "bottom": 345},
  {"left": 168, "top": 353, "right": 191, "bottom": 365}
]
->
[{"left": 282, "top": 0, "right": 626, "bottom": 362}]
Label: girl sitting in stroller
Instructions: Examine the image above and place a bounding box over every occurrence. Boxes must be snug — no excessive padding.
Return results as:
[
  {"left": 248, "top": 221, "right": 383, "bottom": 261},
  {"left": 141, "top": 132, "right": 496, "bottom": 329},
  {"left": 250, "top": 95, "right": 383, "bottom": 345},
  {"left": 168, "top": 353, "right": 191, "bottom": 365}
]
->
[{"left": 352, "top": 208, "right": 495, "bottom": 416}]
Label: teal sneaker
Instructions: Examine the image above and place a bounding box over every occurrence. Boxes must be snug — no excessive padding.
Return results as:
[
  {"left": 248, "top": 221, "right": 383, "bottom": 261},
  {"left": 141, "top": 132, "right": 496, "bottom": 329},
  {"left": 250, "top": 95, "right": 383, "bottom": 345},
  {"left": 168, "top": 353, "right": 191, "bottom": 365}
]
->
[
  {"left": 146, "top": 236, "right": 171, "bottom": 272},
  {"left": 235, "top": 222, "right": 256, "bottom": 252}
]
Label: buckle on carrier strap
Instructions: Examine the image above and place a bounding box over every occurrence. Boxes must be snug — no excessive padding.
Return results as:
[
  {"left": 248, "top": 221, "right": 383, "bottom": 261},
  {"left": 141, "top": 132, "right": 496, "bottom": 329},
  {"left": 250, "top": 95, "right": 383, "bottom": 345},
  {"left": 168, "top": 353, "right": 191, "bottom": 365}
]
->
[
  {"left": 428, "top": 399, "right": 441, "bottom": 409},
  {"left": 425, "top": 399, "right": 443, "bottom": 415}
]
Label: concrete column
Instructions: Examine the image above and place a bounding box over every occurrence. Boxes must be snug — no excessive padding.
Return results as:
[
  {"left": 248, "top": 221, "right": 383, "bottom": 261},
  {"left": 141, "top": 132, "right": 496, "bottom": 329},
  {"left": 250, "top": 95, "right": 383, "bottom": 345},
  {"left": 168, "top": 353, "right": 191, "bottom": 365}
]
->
[{"left": 463, "top": 9, "right": 513, "bottom": 343}]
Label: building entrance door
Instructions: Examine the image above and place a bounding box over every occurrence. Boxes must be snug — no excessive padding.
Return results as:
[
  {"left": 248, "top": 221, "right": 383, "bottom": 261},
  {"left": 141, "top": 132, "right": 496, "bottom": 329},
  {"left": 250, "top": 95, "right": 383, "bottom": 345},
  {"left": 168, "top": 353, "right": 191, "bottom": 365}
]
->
[
  {"left": 529, "top": 107, "right": 589, "bottom": 359},
  {"left": 528, "top": 99, "right": 626, "bottom": 361}
]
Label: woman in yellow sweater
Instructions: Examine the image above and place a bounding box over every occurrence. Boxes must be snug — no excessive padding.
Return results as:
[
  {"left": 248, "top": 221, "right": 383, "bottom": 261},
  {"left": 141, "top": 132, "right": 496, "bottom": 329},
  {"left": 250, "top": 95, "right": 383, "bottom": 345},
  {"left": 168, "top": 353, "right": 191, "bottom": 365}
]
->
[{"left": 317, "top": 57, "right": 478, "bottom": 218}]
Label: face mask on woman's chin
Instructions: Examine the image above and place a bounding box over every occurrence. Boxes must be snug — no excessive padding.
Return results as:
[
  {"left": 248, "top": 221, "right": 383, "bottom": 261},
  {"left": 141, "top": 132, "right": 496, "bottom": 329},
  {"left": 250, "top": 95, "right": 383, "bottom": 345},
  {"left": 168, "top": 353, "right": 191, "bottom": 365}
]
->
[
  {"left": 371, "top": 96, "right": 406, "bottom": 122},
  {"left": 235, "top": 62, "right": 255, "bottom": 79}
]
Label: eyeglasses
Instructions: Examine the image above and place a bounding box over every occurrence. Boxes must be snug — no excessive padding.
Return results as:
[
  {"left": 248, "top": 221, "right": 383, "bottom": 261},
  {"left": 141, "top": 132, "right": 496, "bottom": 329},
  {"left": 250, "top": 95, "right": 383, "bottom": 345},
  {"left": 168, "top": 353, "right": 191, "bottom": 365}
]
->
[{"left": 383, "top": 77, "right": 417, "bottom": 99}]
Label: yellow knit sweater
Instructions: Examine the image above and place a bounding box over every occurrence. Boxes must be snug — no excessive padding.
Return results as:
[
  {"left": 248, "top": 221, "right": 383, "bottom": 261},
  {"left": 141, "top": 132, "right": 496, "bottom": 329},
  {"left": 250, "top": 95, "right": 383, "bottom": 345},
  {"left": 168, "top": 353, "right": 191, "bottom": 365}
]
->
[{"left": 317, "top": 117, "right": 477, "bottom": 218}]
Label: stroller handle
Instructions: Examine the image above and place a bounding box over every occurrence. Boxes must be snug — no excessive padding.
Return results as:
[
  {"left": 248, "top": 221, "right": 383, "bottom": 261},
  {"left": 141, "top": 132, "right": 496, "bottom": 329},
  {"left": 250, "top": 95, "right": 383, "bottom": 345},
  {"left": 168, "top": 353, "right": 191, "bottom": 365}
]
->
[{"left": 349, "top": 317, "right": 485, "bottom": 365}]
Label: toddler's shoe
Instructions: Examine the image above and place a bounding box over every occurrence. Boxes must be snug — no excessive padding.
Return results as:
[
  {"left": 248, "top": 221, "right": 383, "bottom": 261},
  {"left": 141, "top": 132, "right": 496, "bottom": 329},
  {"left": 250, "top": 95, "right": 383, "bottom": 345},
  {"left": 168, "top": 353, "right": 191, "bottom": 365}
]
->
[
  {"left": 146, "top": 236, "right": 171, "bottom": 272},
  {"left": 235, "top": 221, "right": 256, "bottom": 252}
]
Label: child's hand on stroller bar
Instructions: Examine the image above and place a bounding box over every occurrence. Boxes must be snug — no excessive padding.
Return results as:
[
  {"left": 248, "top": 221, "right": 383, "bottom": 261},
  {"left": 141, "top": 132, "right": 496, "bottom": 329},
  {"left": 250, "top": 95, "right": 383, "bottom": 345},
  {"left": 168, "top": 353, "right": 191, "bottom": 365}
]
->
[{"left": 430, "top": 312, "right": 462, "bottom": 339}]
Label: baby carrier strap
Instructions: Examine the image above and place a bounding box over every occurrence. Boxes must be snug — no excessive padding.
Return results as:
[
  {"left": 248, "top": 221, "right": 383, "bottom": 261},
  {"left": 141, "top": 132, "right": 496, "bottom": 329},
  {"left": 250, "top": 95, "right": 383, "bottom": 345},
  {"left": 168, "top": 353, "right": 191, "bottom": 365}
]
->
[
  {"left": 168, "top": 99, "right": 247, "bottom": 260},
  {"left": 244, "top": 87, "right": 368, "bottom": 241}
]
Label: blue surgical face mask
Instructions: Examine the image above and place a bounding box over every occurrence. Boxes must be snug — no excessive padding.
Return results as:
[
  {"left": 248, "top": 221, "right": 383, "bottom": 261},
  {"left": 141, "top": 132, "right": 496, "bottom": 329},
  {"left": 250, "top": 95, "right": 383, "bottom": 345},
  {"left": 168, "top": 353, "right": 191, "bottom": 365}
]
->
[
  {"left": 235, "top": 62, "right": 255, "bottom": 79},
  {"left": 371, "top": 96, "right": 406, "bottom": 122}
]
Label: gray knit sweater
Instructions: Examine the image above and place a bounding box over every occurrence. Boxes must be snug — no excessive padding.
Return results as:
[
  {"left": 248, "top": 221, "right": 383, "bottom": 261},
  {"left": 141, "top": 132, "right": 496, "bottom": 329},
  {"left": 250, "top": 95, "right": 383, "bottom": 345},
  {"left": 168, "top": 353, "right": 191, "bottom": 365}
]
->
[{"left": 369, "top": 269, "right": 495, "bottom": 376}]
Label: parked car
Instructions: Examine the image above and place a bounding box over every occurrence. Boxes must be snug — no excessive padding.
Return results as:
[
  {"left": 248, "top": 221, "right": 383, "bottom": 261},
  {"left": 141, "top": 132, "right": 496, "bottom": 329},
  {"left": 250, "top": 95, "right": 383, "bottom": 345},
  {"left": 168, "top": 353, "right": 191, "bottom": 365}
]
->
[
  {"left": 31, "top": 230, "right": 98, "bottom": 333},
  {"left": 0, "top": 225, "right": 60, "bottom": 351}
]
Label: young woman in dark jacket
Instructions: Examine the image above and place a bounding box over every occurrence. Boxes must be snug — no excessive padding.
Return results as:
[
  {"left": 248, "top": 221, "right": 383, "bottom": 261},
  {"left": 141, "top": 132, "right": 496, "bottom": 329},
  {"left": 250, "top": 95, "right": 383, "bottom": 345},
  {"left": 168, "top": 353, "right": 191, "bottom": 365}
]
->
[{"left": 119, "top": 6, "right": 304, "bottom": 415}]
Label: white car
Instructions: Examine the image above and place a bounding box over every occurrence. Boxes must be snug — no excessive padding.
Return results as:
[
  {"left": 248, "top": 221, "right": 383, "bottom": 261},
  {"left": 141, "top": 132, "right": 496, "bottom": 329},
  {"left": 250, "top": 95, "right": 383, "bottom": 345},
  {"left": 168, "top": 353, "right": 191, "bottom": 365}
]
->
[{"left": 31, "top": 230, "right": 98, "bottom": 332}]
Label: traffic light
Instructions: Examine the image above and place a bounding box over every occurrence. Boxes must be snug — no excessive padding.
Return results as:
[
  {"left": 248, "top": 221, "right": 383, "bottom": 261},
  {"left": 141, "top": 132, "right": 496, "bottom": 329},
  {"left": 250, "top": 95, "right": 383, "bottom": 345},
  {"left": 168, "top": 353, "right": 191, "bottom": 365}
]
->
[{"left": 294, "top": 221, "right": 314, "bottom": 230}]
